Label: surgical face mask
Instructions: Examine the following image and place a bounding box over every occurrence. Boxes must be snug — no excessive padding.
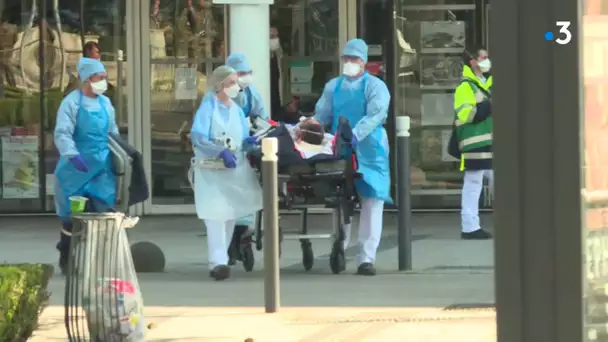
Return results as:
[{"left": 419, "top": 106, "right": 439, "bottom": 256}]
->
[
  {"left": 238, "top": 74, "right": 253, "bottom": 88},
  {"left": 477, "top": 58, "right": 492, "bottom": 73},
  {"left": 342, "top": 62, "right": 362, "bottom": 77},
  {"left": 90, "top": 79, "right": 108, "bottom": 94},
  {"left": 270, "top": 38, "right": 280, "bottom": 51},
  {"left": 223, "top": 84, "right": 241, "bottom": 98}
]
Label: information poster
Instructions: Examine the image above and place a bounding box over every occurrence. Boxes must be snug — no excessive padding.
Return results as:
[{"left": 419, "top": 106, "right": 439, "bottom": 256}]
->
[
  {"left": 420, "top": 56, "right": 462, "bottom": 89},
  {"left": 174, "top": 67, "right": 198, "bottom": 100},
  {"left": 289, "top": 60, "right": 314, "bottom": 96},
  {"left": 421, "top": 93, "right": 454, "bottom": 126},
  {"left": 441, "top": 129, "right": 459, "bottom": 162},
  {"left": 1, "top": 136, "right": 39, "bottom": 199},
  {"left": 420, "top": 21, "right": 466, "bottom": 50}
]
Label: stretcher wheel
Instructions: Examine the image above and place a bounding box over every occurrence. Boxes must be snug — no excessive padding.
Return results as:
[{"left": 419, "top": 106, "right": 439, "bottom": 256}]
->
[
  {"left": 242, "top": 245, "right": 255, "bottom": 272},
  {"left": 300, "top": 240, "right": 314, "bottom": 271},
  {"left": 329, "top": 243, "right": 346, "bottom": 274}
]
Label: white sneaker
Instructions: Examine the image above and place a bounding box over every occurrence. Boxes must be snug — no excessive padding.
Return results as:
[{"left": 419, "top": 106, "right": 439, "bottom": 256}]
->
[{"left": 122, "top": 216, "right": 140, "bottom": 228}]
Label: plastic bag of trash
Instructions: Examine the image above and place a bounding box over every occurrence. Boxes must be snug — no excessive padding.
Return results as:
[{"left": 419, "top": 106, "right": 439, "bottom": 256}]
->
[{"left": 73, "top": 213, "right": 145, "bottom": 341}]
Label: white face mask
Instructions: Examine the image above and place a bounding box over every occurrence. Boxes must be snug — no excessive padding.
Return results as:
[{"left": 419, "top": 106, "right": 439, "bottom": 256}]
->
[
  {"left": 223, "top": 84, "right": 241, "bottom": 98},
  {"left": 270, "top": 38, "right": 280, "bottom": 51},
  {"left": 342, "top": 62, "right": 362, "bottom": 77},
  {"left": 238, "top": 74, "right": 253, "bottom": 88},
  {"left": 90, "top": 79, "right": 108, "bottom": 94},
  {"left": 478, "top": 59, "right": 492, "bottom": 73}
]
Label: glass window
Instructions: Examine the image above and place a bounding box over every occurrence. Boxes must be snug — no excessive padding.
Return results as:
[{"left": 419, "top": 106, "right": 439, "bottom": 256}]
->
[
  {"left": 582, "top": 0, "right": 608, "bottom": 340},
  {"left": 270, "top": 0, "right": 340, "bottom": 120},
  {"left": 393, "top": 3, "right": 481, "bottom": 209},
  {"left": 0, "top": 0, "right": 127, "bottom": 214},
  {"left": 149, "top": 1, "right": 226, "bottom": 205}
]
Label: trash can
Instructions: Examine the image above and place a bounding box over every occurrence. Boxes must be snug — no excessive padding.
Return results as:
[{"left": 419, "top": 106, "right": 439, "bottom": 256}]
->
[{"left": 64, "top": 212, "right": 145, "bottom": 342}]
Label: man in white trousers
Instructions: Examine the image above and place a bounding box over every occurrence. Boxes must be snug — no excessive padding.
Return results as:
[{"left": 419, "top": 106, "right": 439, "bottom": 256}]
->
[
  {"left": 313, "top": 38, "right": 392, "bottom": 275},
  {"left": 452, "top": 46, "right": 494, "bottom": 240}
]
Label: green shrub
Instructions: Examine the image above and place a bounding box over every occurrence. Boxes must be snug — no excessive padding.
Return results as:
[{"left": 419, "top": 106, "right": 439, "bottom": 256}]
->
[{"left": 0, "top": 264, "right": 54, "bottom": 342}]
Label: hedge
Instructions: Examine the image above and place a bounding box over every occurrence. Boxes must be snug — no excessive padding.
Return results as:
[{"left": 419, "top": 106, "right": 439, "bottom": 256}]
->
[{"left": 0, "top": 264, "right": 54, "bottom": 342}]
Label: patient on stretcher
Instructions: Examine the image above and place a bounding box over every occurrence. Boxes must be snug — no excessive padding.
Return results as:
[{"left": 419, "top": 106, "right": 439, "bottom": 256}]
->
[
  {"left": 292, "top": 119, "right": 334, "bottom": 159},
  {"left": 248, "top": 116, "right": 354, "bottom": 172}
]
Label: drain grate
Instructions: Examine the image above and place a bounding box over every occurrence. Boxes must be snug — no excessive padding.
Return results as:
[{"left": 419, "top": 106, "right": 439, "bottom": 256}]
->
[
  {"left": 430, "top": 265, "right": 494, "bottom": 271},
  {"left": 289, "top": 309, "right": 496, "bottom": 325},
  {"left": 444, "top": 303, "right": 496, "bottom": 311},
  {"left": 431, "top": 266, "right": 494, "bottom": 270}
]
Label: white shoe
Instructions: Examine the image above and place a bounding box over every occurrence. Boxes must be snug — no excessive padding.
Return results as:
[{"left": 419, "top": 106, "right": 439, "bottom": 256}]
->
[{"left": 122, "top": 216, "right": 140, "bottom": 228}]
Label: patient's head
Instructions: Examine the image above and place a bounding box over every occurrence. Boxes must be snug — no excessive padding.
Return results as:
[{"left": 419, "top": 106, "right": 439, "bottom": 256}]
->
[{"left": 296, "top": 119, "right": 325, "bottom": 145}]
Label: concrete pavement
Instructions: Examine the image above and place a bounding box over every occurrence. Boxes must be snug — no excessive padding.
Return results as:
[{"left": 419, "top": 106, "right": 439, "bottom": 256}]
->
[{"left": 1, "top": 213, "right": 497, "bottom": 341}]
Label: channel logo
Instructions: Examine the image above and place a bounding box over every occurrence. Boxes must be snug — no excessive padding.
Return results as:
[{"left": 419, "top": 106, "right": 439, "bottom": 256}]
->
[{"left": 544, "top": 21, "right": 572, "bottom": 44}]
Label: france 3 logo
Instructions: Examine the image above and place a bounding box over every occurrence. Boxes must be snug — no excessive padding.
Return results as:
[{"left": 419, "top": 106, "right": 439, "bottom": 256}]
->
[{"left": 544, "top": 21, "right": 572, "bottom": 45}]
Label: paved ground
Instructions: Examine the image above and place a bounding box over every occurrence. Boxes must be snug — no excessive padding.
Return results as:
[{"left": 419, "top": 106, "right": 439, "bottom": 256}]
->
[{"left": 1, "top": 213, "right": 497, "bottom": 341}]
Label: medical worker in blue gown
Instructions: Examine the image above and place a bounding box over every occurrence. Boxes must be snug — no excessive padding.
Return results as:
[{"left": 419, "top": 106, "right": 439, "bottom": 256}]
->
[
  {"left": 225, "top": 52, "right": 268, "bottom": 264},
  {"left": 314, "top": 38, "right": 392, "bottom": 276},
  {"left": 54, "top": 57, "right": 119, "bottom": 274},
  {"left": 190, "top": 65, "right": 263, "bottom": 281}
]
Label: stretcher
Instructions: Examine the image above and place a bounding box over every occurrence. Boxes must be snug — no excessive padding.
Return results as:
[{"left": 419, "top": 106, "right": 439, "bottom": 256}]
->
[{"left": 238, "top": 116, "right": 359, "bottom": 274}]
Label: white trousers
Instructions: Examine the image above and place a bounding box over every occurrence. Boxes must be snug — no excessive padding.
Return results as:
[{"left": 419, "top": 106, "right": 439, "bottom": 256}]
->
[
  {"left": 461, "top": 170, "right": 494, "bottom": 233},
  {"left": 343, "top": 197, "right": 385, "bottom": 265},
  {"left": 204, "top": 219, "right": 236, "bottom": 269}
]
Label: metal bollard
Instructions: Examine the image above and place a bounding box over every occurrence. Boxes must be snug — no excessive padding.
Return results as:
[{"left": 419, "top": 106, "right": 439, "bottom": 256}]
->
[
  {"left": 262, "top": 137, "right": 280, "bottom": 313},
  {"left": 396, "top": 116, "right": 412, "bottom": 271}
]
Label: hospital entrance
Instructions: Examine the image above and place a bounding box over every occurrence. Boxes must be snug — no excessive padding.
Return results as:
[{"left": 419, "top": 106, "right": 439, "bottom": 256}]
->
[
  {"left": 0, "top": 0, "right": 493, "bottom": 216},
  {"left": 129, "top": 0, "right": 492, "bottom": 215}
]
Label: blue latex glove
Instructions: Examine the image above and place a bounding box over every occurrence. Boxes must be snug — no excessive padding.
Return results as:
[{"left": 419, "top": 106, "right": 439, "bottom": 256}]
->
[
  {"left": 243, "top": 136, "right": 259, "bottom": 147},
  {"left": 219, "top": 149, "right": 237, "bottom": 169},
  {"left": 69, "top": 155, "right": 89, "bottom": 172},
  {"left": 351, "top": 136, "right": 358, "bottom": 149}
]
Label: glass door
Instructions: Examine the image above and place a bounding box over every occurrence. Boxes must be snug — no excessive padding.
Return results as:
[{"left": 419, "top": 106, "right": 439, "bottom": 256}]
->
[
  {"left": 139, "top": 0, "right": 353, "bottom": 214},
  {"left": 141, "top": 0, "right": 227, "bottom": 214},
  {"left": 270, "top": 0, "right": 349, "bottom": 121},
  {"left": 0, "top": 0, "right": 128, "bottom": 215},
  {"left": 392, "top": 0, "right": 489, "bottom": 210}
]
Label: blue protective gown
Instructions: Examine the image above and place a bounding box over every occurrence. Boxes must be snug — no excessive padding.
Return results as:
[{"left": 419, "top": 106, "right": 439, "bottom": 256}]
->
[
  {"left": 191, "top": 92, "right": 249, "bottom": 158},
  {"left": 190, "top": 91, "right": 262, "bottom": 221},
  {"left": 54, "top": 90, "right": 118, "bottom": 221},
  {"left": 314, "top": 72, "right": 392, "bottom": 203},
  {"left": 234, "top": 84, "right": 268, "bottom": 119}
]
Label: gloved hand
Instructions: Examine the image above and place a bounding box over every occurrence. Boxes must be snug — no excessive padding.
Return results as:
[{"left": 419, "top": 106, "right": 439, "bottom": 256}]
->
[
  {"left": 69, "top": 155, "right": 89, "bottom": 172},
  {"left": 243, "top": 136, "right": 259, "bottom": 147},
  {"left": 351, "top": 135, "right": 358, "bottom": 149},
  {"left": 219, "top": 149, "right": 237, "bottom": 169}
]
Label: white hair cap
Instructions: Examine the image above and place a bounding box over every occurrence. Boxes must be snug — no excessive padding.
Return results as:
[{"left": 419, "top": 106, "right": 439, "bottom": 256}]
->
[{"left": 209, "top": 65, "right": 236, "bottom": 92}]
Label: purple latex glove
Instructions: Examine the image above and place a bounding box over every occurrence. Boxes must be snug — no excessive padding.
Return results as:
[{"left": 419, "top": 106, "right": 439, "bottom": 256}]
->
[
  {"left": 218, "top": 149, "right": 237, "bottom": 169},
  {"left": 69, "top": 155, "right": 89, "bottom": 172},
  {"left": 351, "top": 135, "right": 358, "bottom": 149},
  {"left": 243, "top": 136, "right": 259, "bottom": 147}
]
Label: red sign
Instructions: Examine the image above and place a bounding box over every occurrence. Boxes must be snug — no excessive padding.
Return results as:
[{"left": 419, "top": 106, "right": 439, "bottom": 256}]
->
[{"left": 366, "top": 62, "right": 383, "bottom": 76}]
